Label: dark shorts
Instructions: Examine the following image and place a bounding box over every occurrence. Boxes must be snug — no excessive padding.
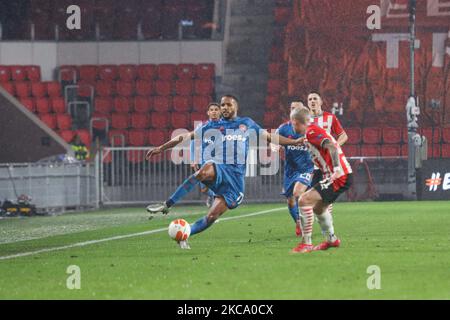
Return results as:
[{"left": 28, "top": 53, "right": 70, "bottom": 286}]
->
[
  {"left": 311, "top": 169, "right": 323, "bottom": 188},
  {"left": 313, "top": 174, "right": 353, "bottom": 204}
]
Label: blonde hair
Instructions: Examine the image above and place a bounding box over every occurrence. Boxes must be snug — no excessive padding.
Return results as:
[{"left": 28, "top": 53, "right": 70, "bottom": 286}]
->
[{"left": 290, "top": 107, "right": 310, "bottom": 124}]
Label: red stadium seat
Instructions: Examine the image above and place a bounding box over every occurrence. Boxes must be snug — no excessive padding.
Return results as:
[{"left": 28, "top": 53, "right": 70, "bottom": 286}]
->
[
  {"left": 79, "top": 65, "right": 98, "bottom": 81},
  {"left": 382, "top": 127, "right": 402, "bottom": 144},
  {"left": 114, "top": 97, "right": 133, "bottom": 113},
  {"left": 59, "top": 130, "right": 76, "bottom": 143},
  {"left": 0, "top": 81, "right": 15, "bottom": 95},
  {"left": 157, "top": 64, "right": 176, "bottom": 80},
  {"left": 175, "top": 80, "right": 193, "bottom": 95},
  {"left": 39, "top": 114, "right": 57, "bottom": 129},
  {"left": 50, "top": 97, "right": 66, "bottom": 113},
  {"left": 442, "top": 144, "right": 450, "bottom": 158},
  {"left": 443, "top": 127, "right": 450, "bottom": 143},
  {"left": 362, "top": 128, "right": 381, "bottom": 144},
  {"left": 91, "top": 113, "right": 111, "bottom": 130},
  {"left": 129, "top": 130, "right": 147, "bottom": 146},
  {"left": 118, "top": 64, "right": 137, "bottom": 82},
  {"left": 196, "top": 64, "right": 215, "bottom": 79},
  {"left": 401, "top": 144, "right": 408, "bottom": 157},
  {"left": 274, "top": 7, "right": 291, "bottom": 25},
  {"left": 56, "top": 114, "right": 72, "bottom": 130},
  {"left": 136, "top": 80, "right": 153, "bottom": 96},
  {"left": 20, "top": 98, "right": 35, "bottom": 113},
  {"left": 176, "top": 64, "right": 196, "bottom": 80},
  {"left": 109, "top": 130, "right": 128, "bottom": 146},
  {"left": 192, "top": 95, "right": 211, "bottom": 112},
  {"left": 25, "top": 65, "right": 41, "bottom": 82},
  {"left": 263, "top": 112, "right": 279, "bottom": 128},
  {"left": 343, "top": 144, "right": 361, "bottom": 158},
  {"left": 98, "top": 65, "right": 118, "bottom": 81},
  {"left": 270, "top": 46, "right": 284, "bottom": 61},
  {"left": 421, "top": 128, "right": 441, "bottom": 144},
  {"left": 134, "top": 96, "right": 152, "bottom": 113},
  {"left": 170, "top": 113, "right": 190, "bottom": 129},
  {"left": 111, "top": 113, "right": 130, "bottom": 129},
  {"left": 76, "top": 129, "right": 92, "bottom": 147},
  {"left": 10, "top": 66, "right": 27, "bottom": 81},
  {"left": 345, "top": 127, "right": 362, "bottom": 144},
  {"left": 427, "top": 144, "right": 441, "bottom": 158},
  {"left": 116, "top": 81, "right": 135, "bottom": 97},
  {"left": 36, "top": 98, "right": 51, "bottom": 113},
  {"left": 381, "top": 145, "right": 401, "bottom": 157},
  {"left": 137, "top": 64, "right": 157, "bottom": 80},
  {"left": 15, "top": 82, "right": 31, "bottom": 98},
  {"left": 151, "top": 112, "right": 170, "bottom": 128},
  {"left": 153, "top": 96, "right": 172, "bottom": 112},
  {"left": 46, "top": 81, "right": 62, "bottom": 97},
  {"left": 190, "top": 112, "right": 207, "bottom": 124},
  {"left": 59, "top": 65, "right": 78, "bottom": 82},
  {"left": 194, "top": 79, "right": 214, "bottom": 95},
  {"left": 265, "top": 95, "right": 280, "bottom": 110},
  {"left": 155, "top": 80, "right": 173, "bottom": 96},
  {"left": 173, "top": 96, "right": 192, "bottom": 112},
  {"left": 267, "top": 79, "right": 283, "bottom": 95},
  {"left": 148, "top": 129, "right": 168, "bottom": 146},
  {"left": 131, "top": 113, "right": 150, "bottom": 129},
  {"left": 96, "top": 81, "right": 114, "bottom": 97},
  {"left": 361, "top": 145, "right": 381, "bottom": 157},
  {"left": 127, "top": 150, "right": 146, "bottom": 163},
  {"left": 95, "top": 97, "right": 113, "bottom": 114},
  {"left": 77, "top": 80, "right": 95, "bottom": 98},
  {"left": 0, "top": 66, "right": 11, "bottom": 82},
  {"left": 31, "top": 82, "right": 47, "bottom": 98}
]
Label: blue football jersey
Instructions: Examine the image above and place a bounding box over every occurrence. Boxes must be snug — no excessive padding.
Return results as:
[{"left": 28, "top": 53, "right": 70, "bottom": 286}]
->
[
  {"left": 193, "top": 117, "right": 262, "bottom": 175},
  {"left": 276, "top": 121, "right": 314, "bottom": 179}
]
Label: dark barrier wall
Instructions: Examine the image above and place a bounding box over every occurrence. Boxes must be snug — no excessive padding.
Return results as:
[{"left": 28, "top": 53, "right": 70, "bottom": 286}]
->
[
  {"left": 418, "top": 160, "right": 450, "bottom": 200},
  {"left": 0, "top": 87, "right": 71, "bottom": 163}
]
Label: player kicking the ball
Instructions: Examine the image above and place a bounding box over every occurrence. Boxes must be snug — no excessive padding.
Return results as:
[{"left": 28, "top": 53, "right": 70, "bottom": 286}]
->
[
  {"left": 146, "top": 95, "right": 303, "bottom": 249},
  {"left": 274, "top": 101, "right": 314, "bottom": 237},
  {"left": 289, "top": 107, "right": 352, "bottom": 253}
]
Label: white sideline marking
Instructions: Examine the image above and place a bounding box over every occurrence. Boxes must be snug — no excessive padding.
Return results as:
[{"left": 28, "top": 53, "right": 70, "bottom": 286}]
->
[{"left": 0, "top": 207, "right": 284, "bottom": 261}]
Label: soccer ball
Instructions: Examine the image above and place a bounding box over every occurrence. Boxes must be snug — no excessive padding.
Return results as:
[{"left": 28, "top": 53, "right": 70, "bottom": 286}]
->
[{"left": 168, "top": 219, "right": 191, "bottom": 241}]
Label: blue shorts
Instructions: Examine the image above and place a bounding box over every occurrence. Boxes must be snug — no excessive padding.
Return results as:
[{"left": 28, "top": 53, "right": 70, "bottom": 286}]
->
[
  {"left": 203, "top": 162, "right": 245, "bottom": 210},
  {"left": 281, "top": 172, "right": 313, "bottom": 198}
]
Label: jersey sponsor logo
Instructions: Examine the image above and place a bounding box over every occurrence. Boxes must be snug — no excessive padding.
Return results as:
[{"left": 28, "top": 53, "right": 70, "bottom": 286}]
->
[
  {"left": 239, "top": 124, "right": 248, "bottom": 132},
  {"left": 287, "top": 145, "right": 308, "bottom": 151},
  {"left": 223, "top": 134, "right": 247, "bottom": 142}
]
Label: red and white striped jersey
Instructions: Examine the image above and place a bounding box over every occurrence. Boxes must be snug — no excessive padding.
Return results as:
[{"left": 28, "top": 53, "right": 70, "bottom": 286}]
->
[
  {"left": 311, "top": 111, "right": 344, "bottom": 138},
  {"left": 306, "top": 124, "right": 352, "bottom": 190}
]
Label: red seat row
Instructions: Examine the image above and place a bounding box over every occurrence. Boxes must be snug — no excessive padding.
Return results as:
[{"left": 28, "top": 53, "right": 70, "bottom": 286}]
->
[
  {"left": 97, "top": 112, "right": 199, "bottom": 130},
  {"left": 58, "top": 129, "right": 91, "bottom": 146},
  {"left": 0, "top": 65, "right": 41, "bottom": 82},
  {"left": 60, "top": 64, "right": 215, "bottom": 82},
  {"left": 0, "top": 81, "right": 61, "bottom": 98},
  {"left": 94, "top": 95, "right": 212, "bottom": 114},
  {"left": 39, "top": 113, "right": 72, "bottom": 130},
  {"left": 19, "top": 97, "right": 66, "bottom": 114},
  {"left": 344, "top": 143, "right": 450, "bottom": 158},
  {"left": 84, "top": 79, "right": 214, "bottom": 97}
]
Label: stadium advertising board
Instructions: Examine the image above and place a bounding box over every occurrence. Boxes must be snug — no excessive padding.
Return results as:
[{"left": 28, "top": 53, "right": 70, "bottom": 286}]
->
[{"left": 420, "top": 159, "right": 450, "bottom": 200}]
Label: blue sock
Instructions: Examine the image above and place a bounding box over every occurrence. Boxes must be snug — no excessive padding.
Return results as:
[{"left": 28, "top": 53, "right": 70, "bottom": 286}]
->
[
  {"left": 190, "top": 216, "right": 213, "bottom": 236},
  {"left": 166, "top": 175, "right": 200, "bottom": 208},
  {"left": 288, "top": 204, "right": 300, "bottom": 223},
  {"left": 206, "top": 189, "right": 215, "bottom": 197}
]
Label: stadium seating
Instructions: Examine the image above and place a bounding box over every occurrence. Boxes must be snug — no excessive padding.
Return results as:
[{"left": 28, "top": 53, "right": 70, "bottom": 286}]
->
[
  {"left": 362, "top": 128, "right": 381, "bottom": 144},
  {"left": 128, "top": 130, "right": 147, "bottom": 146},
  {"left": 346, "top": 127, "right": 362, "bottom": 145},
  {"left": 382, "top": 127, "right": 402, "bottom": 144},
  {"left": 361, "top": 145, "right": 381, "bottom": 157},
  {"left": 381, "top": 145, "right": 401, "bottom": 157}
]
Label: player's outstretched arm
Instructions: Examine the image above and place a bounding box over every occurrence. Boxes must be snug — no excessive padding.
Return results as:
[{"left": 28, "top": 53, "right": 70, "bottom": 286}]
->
[
  {"left": 261, "top": 130, "right": 304, "bottom": 146},
  {"left": 145, "top": 132, "right": 194, "bottom": 160}
]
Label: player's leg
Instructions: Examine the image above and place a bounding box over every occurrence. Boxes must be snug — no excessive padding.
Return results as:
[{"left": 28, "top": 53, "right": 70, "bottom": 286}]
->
[
  {"left": 286, "top": 196, "right": 301, "bottom": 236},
  {"left": 291, "top": 182, "right": 309, "bottom": 236},
  {"left": 190, "top": 196, "right": 228, "bottom": 236},
  {"left": 312, "top": 201, "right": 340, "bottom": 250},
  {"left": 291, "top": 188, "right": 322, "bottom": 253},
  {"left": 146, "top": 162, "right": 216, "bottom": 214}
]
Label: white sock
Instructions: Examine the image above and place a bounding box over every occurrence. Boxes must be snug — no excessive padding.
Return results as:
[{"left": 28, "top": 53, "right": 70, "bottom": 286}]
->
[
  {"left": 317, "top": 210, "right": 337, "bottom": 242},
  {"left": 300, "top": 206, "right": 314, "bottom": 245}
]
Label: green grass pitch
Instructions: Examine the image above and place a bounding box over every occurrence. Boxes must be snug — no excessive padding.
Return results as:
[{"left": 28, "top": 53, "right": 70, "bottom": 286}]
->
[{"left": 0, "top": 201, "right": 449, "bottom": 299}]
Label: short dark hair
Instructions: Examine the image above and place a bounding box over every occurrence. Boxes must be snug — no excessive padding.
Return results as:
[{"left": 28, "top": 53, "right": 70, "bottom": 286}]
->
[
  {"left": 207, "top": 102, "right": 220, "bottom": 110},
  {"left": 221, "top": 94, "right": 239, "bottom": 104},
  {"left": 308, "top": 91, "right": 322, "bottom": 97}
]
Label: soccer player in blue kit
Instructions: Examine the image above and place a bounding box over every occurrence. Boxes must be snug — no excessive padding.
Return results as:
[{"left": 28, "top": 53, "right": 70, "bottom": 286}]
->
[
  {"left": 146, "top": 95, "right": 304, "bottom": 249},
  {"left": 276, "top": 104, "right": 314, "bottom": 237}
]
